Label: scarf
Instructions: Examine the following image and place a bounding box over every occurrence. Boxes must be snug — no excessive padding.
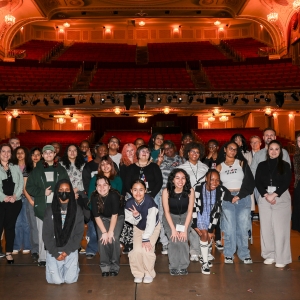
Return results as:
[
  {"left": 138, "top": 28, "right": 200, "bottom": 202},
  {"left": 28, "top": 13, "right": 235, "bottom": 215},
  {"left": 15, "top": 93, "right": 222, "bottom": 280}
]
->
[{"left": 51, "top": 179, "right": 77, "bottom": 247}]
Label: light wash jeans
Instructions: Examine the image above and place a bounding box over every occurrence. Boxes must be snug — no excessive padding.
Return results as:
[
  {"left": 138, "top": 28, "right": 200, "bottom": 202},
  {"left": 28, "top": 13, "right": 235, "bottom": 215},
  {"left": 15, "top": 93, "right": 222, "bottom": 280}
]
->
[
  {"left": 46, "top": 251, "right": 80, "bottom": 284},
  {"left": 86, "top": 219, "right": 98, "bottom": 255},
  {"left": 157, "top": 190, "right": 168, "bottom": 246},
  {"left": 221, "top": 193, "right": 251, "bottom": 260},
  {"left": 26, "top": 199, "right": 39, "bottom": 254},
  {"left": 14, "top": 195, "right": 31, "bottom": 251}
]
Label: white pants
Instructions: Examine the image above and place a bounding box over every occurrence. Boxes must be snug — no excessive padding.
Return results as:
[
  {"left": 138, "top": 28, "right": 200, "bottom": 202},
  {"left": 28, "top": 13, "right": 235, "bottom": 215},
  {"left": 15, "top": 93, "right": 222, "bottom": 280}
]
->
[{"left": 46, "top": 251, "right": 80, "bottom": 284}]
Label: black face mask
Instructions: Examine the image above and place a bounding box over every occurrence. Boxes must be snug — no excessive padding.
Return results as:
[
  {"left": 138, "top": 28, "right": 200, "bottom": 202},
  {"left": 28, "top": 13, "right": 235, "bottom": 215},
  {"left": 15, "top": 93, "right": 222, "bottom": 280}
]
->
[{"left": 58, "top": 191, "right": 71, "bottom": 201}]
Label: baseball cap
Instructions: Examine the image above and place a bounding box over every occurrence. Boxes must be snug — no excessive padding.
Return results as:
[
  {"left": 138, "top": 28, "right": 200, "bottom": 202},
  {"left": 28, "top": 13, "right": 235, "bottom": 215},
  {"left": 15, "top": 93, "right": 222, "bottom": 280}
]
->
[{"left": 42, "top": 145, "right": 55, "bottom": 152}]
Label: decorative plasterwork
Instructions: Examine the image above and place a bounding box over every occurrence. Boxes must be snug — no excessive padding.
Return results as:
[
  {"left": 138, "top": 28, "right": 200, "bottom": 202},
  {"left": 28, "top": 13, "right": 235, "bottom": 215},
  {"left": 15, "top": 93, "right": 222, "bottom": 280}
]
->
[{"left": 101, "top": 0, "right": 182, "bottom": 5}]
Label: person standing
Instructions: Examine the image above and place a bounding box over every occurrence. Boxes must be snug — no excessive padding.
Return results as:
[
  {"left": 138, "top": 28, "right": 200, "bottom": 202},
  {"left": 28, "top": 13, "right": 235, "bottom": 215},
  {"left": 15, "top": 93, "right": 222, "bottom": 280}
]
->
[
  {"left": 125, "top": 180, "right": 160, "bottom": 283},
  {"left": 162, "top": 168, "right": 194, "bottom": 275},
  {"left": 0, "top": 144, "right": 23, "bottom": 264},
  {"left": 9, "top": 138, "right": 20, "bottom": 151},
  {"left": 108, "top": 137, "right": 122, "bottom": 167},
  {"left": 216, "top": 142, "right": 255, "bottom": 264},
  {"left": 11, "top": 146, "right": 33, "bottom": 254},
  {"left": 80, "top": 140, "right": 93, "bottom": 163},
  {"left": 180, "top": 142, "right": 208, "bottom": 262},
  {"left": 90, "top": 176, "right": 124, "bottom": 277},
  {"left": 292, "top": 133, "right": 300, "bottom": 232},
  {"left": 255, "top": 140, "right": 292, "bottom": 268},
  {"left": 148, "top": 133, "right": 164, "bottom": 162},
  {"left": 43, "top": 179, "right": 84, "bottom": 284},
  {"left": 26, "top": 145, "right": 69, "bottom": 267}
]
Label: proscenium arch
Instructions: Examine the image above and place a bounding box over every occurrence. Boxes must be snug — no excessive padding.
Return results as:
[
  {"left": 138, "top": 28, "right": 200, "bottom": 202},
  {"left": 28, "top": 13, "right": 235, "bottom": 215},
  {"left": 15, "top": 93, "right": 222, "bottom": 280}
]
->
[{"left": 2, "top": 17, "right": 48, "bottom": 56}]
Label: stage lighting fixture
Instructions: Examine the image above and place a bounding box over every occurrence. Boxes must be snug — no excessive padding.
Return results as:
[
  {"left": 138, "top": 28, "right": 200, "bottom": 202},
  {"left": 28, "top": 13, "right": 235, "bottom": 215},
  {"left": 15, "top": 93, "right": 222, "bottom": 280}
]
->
[
  {"left": 241, "top": 97, "right": 249, "bottom": 104},
  {"left": 167, "top": 95, "right": 172, "bottom": 103},
  {"left": 178, "top": 96, "right": 182, "bottom": 103},
  {"left": 79, "top": 98, "right": 86, "bottom": 104},
  {"left": 0, "top": 94, "right": 8, "bottom": 110},
  {"left": 124, "top": 94, "right": 132, "bottom": 110},
  {"left": 149, "top": 94, "right": 154, "bottom": 101},
  {"left": 111, "top": 96, "right": 115, "bottom": 104},
  {"left": 101, "top": 97, "right": 105, "bottom": 104},
  {"left": 117, "top": 98, "right": 120, "bottom": 104},
  {"left": 10, "top": 98, "right": 17, "bottom": 105},
  {"left": 31, "top": 99, "right": 40, "bottom": 106},
  {"left": 43, "top": 98, "right": 49, "bottom": 106},
  {"left": 90, "top": 96, "right": 95, "bottom": 105},
  {"left": 173, "top": 94, "right": 177, "bottom": 99},
  {"left": 188, "top": 94, "right": 194, "bottom": 104},
  {"left": 265, "top": 95, "right": 271, "bottom": 103},
  {"left": 53, "top": 98, "right": 59, "bottom": 105},
  {"left": 233, "top": 96, "right": 238, "bottom": 104},
  {"left": 17, "top": 95, "right": 22, "bottom": 101},
  {"left": 291, "top": 93, "right": 299, "bottom": 101},
  {"left": 274, "top": 92, "right": 284, "bottom": 108},
  {"left": 254, "top": 95, "right": 260, "bottom": 103},
  {"left": 138, "top": 93, "right": 146, "bottom": 110},
  {"left": 157, "top": 96, "right": 162, "bottom": 103},
  {"left": 21, "top": 99, "right": 28, "bottom": 105},
  {"left": 219, "top": 97, "right": 227, "bottom": 106},
  {"left": 260, "top": 95, "right": 265, "bottom": 99}
]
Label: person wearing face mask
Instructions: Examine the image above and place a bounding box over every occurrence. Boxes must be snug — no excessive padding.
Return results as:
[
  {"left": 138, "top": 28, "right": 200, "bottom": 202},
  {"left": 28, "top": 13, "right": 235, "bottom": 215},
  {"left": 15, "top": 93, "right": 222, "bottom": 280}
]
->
[
  {"left": 90, "top": 176, "right": 124, "bottom": 277},
  {"left": 42, "top": 179, "right": 84, "bottom": 284},
  {"left": 26, "top": 145, "right": 69, "bottom": 267}
]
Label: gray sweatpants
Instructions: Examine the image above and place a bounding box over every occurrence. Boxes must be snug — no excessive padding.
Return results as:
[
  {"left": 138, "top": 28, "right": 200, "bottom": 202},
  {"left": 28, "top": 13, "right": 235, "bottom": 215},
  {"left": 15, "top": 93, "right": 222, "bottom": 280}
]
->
[
  {"left": 163, "top": 212, "right": 191, "bottom": 270},
  {"left": 257, "top": 190, "right": 292, "bottom": 265},
  {"left": 36, "top": 218, "right": 46, "bottom": 262}
]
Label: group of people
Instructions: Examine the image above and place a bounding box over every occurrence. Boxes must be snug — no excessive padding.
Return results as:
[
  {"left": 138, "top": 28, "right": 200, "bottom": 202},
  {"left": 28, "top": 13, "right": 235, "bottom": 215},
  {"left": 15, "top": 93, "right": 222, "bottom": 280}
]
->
[{"left": 0, "top": 127, "right": 297, "bottom": 285}]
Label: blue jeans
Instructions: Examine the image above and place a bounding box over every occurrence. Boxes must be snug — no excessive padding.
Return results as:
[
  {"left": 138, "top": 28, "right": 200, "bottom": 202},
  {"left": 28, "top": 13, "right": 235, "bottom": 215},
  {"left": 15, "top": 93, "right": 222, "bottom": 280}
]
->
[
  {"left": 221, "top": 194, "right": 251, "bottom": 260},
  {"left": 14, "top": 195, "right": 31, "bottom": 250},
  {"left": 86, "top": 219, "right": 98, "bottom": 255}
]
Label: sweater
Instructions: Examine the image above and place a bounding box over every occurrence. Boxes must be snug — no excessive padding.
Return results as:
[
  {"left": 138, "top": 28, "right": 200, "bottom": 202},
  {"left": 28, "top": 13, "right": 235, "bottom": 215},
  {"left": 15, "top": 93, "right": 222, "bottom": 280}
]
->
[
  {"left": 250, "top": 147, "right": 291, "bottom": 176},
  {"left": 125, "top": 194, "right": 159, "bottom": 242},
  {"left": 26, "top": 161, "right": 69, "bottom": 220},
  {"left": 194, "top": 183, "right": 233, "bottom": 232},
  {"left": 124, "top": 162, "right": 163, "bottom": 198},
  {"left": 0, "top": 164, "right": 23, "bottom": 202},
  {"left": 159, "top": 155, "right": 183, "bottom": 189},
  {"left": 255, "top": 159, "right": 292, "bottom": 197},
  {"left": 179, "top": 160, "right": 208, "bottom": 188},
  {"left": 42, "top": 204, "right": 84, "bottom": 258}
]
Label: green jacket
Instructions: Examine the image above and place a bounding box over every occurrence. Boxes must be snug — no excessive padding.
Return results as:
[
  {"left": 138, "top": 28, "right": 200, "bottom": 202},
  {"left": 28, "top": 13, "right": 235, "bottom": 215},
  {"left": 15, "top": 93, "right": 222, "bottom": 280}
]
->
[
  {"left": 26, "top": 161, "right": 69, "bottom": 220},
  {"left": 0, "top": 164, "right": 23, "bottom": 202}
]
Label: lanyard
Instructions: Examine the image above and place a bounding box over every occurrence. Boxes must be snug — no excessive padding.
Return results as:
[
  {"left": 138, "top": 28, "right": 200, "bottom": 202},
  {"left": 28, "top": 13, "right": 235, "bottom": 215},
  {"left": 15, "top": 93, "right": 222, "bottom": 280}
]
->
[{"left": 188, "top": 161, "right": 198, "bottom": 184}]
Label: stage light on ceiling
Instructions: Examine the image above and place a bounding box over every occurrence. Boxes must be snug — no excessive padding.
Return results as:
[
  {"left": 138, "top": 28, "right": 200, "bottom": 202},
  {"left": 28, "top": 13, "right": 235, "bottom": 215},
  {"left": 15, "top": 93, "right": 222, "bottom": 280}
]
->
[
  {"left": 101, "top": 97, "right": 105, "bottom": 104},
  {"left": 53, "top": 98, "right": 59, "bottom": 105},
  {"left": 291, "top": 92, "right": 299, "bottom": 101},
  {"left": 124, "top": 94, "right": 132, "bottom": 110},
  {"left": 79, "top": 98, "right": 86, "bottom": 104},
  {"left": 178, "top": 96, "right": 182, "bottom": 103},
  {"left": 167, "top": 95, "right": 172, "bottom": 103},
  {"left": 233, "top": 96, "right": 238, "bottom": 104},
  {"left": 241, "top": 97, "right": 249, "bottom": 104},
  {"left": 265, "top": 94, "right": 271, "bottom": 103},
  {"left": 90, "top": 95, "right": 95, "bottom": 105},
  {"left": 188, "top": 94, "right": 193, "bottom": 104},
  {"left": 274, "top": 92, "right": 284, "bottom": 108},
  {"left": 43, "top": 98, "right": 49, "bottom": 106},
  {"left": 31, "top": 99, "right": 40, "bottom": 106},
  {"left": 254, "top": 94, "right": 260, "bottom": 103},
  {"left": 10, "top": 97, "right": 17, "bottom": 105},
  {"left": 157, "top": 96, "right": 161, "bottom": 103},
  {"left": 21, "top": 98, "right": 28, "bottom": 105},
  {"left": 138, "top": 93, "right": 146, "bottom": 110},
  {"left": 149, "top": 94, "right": 154, "bottom": 102}
]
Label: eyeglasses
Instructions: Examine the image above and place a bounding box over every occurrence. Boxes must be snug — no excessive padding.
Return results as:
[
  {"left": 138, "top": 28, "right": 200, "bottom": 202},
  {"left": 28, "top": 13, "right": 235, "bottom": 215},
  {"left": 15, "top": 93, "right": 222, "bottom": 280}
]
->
[
  {"left": 140, "top": 150, "right": 150, "bottom": 154},
  {"left": 189, "top": 150, "right": 200, "bottom": 155},
  {"left": 227, "top": 147, "right": 237, "bottom": 152},
  {"left": 208, "top": 145, "right": 216, "bottom": 149},
  {"left": 163, "top": 147, "right": 172, "bottom": 151},
  {"left": 109, "top": 140, "right": 119, "bottom": 144}
]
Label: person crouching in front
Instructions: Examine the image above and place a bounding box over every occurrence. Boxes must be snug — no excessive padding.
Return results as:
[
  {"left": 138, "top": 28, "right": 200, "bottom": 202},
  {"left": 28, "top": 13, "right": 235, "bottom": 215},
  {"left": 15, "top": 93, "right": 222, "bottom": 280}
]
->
[{"left": 42, "top": 179, "right": 84, "bottom": 284}]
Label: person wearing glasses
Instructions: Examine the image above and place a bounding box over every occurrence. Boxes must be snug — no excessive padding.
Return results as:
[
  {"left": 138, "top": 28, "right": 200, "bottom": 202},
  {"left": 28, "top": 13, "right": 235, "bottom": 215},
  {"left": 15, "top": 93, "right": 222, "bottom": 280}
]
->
[
  {"left": 180, "top": 142, "right": 208, "bottom": 262},
  {"left": 156, "top": 140, "right": 183, "bottom": 255},
  {"left": 216, "top": 142, "right": 255, "bottom": 264},
  {"left": 124, "top": 145, "right": 162, "bottom": 203}
]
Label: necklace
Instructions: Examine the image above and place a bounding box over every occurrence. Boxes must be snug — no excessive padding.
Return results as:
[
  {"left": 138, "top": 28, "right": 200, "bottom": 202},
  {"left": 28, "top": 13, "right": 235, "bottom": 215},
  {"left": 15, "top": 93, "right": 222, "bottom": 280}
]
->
[
  {"left": 224, "top": 160, "right": 234, "bottom": 168},
  {"left": 137, "top": 161, "right": 149, "bottom": 167}
]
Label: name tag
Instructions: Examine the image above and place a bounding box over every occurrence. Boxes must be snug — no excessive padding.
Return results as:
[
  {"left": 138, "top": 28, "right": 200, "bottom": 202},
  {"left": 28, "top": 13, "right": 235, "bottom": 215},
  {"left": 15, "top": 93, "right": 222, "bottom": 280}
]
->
[
  {"left": 176, "top": 224, "right": 185, "bottom": 232},
  {"left": 267, "top": 186, "right": 276, "bottom": 194}
]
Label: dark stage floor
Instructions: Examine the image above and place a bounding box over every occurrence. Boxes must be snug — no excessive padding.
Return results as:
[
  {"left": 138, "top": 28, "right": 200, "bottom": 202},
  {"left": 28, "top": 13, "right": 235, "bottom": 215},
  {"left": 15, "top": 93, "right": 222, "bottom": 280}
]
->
[{"left": 1, "top": 221, "right": 300, "bottom": 300}]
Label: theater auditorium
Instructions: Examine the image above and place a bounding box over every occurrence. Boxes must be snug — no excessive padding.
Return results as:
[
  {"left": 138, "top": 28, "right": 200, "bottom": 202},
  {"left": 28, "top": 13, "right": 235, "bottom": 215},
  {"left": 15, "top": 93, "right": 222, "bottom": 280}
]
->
[{"left": 0, "top": 1, "right": 299, "bottom": 300}]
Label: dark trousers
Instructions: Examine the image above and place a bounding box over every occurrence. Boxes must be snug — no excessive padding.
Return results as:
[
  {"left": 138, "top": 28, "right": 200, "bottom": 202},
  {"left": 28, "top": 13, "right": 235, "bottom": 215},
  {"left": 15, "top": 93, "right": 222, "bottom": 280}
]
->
[
  {"left": 215, "top": 219, "right": 221, "bottom": 241},
  {"left": 0, "top": 200, "right": 22, "bottom": 252}
]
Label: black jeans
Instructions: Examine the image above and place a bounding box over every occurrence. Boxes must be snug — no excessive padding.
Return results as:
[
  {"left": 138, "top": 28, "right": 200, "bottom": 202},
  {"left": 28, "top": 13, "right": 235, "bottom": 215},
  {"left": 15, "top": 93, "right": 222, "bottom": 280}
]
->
[{"left": 0, "top": 200, "right": 22, "bottom": 252}]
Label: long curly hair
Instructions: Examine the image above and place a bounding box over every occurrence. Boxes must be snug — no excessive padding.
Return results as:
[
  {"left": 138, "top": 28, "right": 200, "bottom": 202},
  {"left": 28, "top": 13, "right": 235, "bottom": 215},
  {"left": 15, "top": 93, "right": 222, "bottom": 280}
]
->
[
  {"left": 120, "top": 143, "right": 137, "bottom": 166},
  {"left": 166, "top": 168, "right": 192, "bottom": 198},
  {"left": 97, "top": 155, "right": 117, "bottom": 180},
  {"left": 11, "top": 146, "right": 33, "bottom": 173},
  {"left": 183, "top": 141, "right": 205, "bottom": 160},
  {"left": 61, "top": 144, "right": 85, "bottom": 171}
]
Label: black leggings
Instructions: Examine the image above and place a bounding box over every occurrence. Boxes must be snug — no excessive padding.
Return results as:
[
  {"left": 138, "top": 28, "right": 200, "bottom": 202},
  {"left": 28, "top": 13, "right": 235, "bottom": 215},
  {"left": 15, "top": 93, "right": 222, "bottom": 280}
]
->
[{"left": 0, "top": 200, "right": 22, "bottom": 252}]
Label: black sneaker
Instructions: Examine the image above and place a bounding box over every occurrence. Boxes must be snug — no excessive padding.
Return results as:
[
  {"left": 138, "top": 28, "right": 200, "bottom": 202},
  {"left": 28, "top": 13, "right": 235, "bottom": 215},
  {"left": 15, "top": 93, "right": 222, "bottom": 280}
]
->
[
  {"left": 179, "top": 269, "right": 188, "bottom": 275},
  {"left": 225, "top": 256, "right": 233, "bottom": 264},
  {"left": 170, "top": 269, "right": 180, "bottom": 276},
  {"left": 199, "top": 256, "right": 213, "bottom": 267},
  {"left": 38, "top": 261, "right": 46, "bottom": 267},
  {"left": 201, "top": 263, "right": 210, "bottom": 275},
  {"left": 31, "top": 253, "right": 39, "bottom": 262}
]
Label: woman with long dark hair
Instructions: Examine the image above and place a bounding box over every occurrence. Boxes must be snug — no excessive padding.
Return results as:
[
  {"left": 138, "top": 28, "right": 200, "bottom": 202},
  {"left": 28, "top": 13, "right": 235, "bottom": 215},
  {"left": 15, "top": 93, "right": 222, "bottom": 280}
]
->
[
  {"left": 119, "top": 143, "right": 137, "bottom": 254},
  {"left": 125, "top": 179, "right": 160, "bottom": 283},
  {"left": 148, "top": 133, "right": 164, "bottom": 162},
  {"left": 162, "top": 168, "right": 194, "bottom": 275},
  {"left": 11, "top": 146, "right": 33, "bottom": 254},
  {"left": 255, "top": 140, "right": 292, "bottom": 268},
  {"left": 230, "top": 133, "right": 248, "bottom": 154},
  {"left": 90, "top": 175, "right": 124, "bottom": 277},
  {"left": 216, "top": 141, "right": 255, "bottom": 264},
  {"left": 42, "top": 179, "right": 84, "bottom": 284},
  {"left": 0, "top": 143, "right": 23, "bottom": 264}
]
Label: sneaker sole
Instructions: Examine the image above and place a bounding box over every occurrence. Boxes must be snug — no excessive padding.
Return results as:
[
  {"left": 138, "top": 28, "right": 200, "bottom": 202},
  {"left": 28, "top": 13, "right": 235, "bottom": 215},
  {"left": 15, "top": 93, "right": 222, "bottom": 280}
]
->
[{"left": 201, "top": 270, "right": 211, "bottom": 275}]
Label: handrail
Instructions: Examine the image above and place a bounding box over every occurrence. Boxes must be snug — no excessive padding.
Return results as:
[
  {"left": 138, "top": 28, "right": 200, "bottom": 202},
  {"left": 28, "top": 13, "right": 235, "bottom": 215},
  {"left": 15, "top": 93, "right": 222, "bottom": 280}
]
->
[
  {"left": 258, "top": 47, "right": 276, "bottom": 57},
  {"left": 7, "top": 49, "right": 26, "bottom": 59}
]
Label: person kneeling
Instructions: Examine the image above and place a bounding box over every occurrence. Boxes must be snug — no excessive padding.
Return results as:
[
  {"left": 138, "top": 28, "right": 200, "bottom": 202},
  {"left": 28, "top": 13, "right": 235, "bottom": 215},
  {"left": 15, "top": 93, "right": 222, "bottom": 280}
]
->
[
  {"left": 42, "top": 179, "right": 84, "bottom": 284},
  {"left": 125, "top": 180, "right": 160, "bottom": 284},
  {"left": 194, "top": 169, "right": 233, "bottom": 275}
]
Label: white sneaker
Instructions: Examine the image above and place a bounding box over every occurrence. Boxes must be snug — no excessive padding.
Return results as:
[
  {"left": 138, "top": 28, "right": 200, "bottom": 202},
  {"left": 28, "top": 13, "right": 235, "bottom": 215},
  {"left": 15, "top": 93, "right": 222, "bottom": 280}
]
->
[
  {"left": 12, "top": 250, "right": 19, "bottom": 255},
  {"left": 215, "top": 240, "right": 224, "bottom": 250},
  {"left": 244, "top": 257, "right": 253, "bottom": 264},
  {"left": 143, "top": 276, "right": 153, "bottom": 283},
  {"left": 275, "top": 263, "right": 286, "bottom": 268},
  {"left": 161, "top": 244, "right": 168, "bottom": 255},
  {"left": 134, "top": 277, "right": 143, "bottom": 283},
  {"left": 190, "top": 254, "right": 199, "bottom": 261},
  {"left": 201, "top": 263, "right": 210, "bottom": 275},
  {"left": 208, "top": 253, "right": 215, "bottom": 261},
  {"left": 264, "top": 258, "right": 275, "bottom": 265},
  {"left": 22, "top": 250, "right": 30, "bottom": 254},
  {"left": 225, "top": 256, "right": 234, "bottom": 264}
]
